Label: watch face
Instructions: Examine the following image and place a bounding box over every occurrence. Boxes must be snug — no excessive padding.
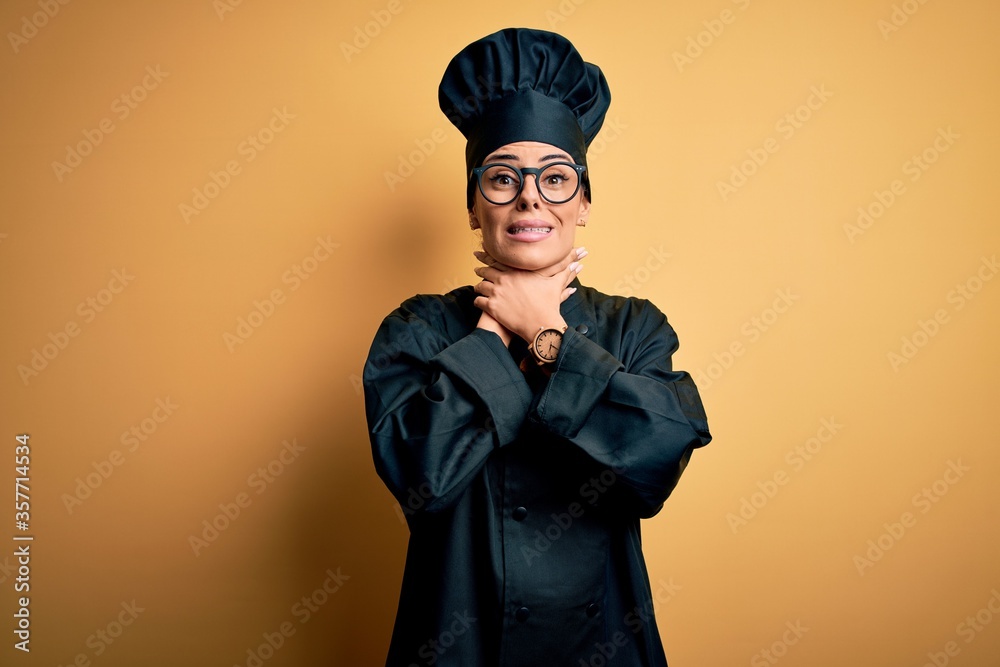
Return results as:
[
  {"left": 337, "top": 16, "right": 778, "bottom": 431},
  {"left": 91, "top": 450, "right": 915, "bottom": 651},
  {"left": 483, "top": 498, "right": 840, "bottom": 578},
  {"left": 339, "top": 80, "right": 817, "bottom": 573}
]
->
[{"left": 535, "top": 329, "right": 562, "bottom": 361}]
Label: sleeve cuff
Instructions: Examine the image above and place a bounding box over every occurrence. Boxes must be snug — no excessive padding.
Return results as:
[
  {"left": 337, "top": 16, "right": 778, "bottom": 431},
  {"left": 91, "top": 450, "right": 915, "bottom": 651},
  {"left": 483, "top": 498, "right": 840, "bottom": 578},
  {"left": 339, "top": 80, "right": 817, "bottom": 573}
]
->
[
  {"left": 532, "top": 327, "right": 623, "bottom": 438},
  {"left": 431, "top": 328, "right": 532, "bottom": 445}
]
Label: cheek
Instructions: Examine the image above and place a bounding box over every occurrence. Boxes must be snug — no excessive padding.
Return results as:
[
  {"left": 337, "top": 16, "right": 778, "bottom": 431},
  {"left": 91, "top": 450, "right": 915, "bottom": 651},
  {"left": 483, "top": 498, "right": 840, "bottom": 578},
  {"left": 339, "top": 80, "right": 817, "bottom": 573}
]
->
[
  {"left": 477, "top": 211, "right": 508, "bottom": 238},
  {"left": 474, "top": 216, "right": 503, "bottom": 253}
]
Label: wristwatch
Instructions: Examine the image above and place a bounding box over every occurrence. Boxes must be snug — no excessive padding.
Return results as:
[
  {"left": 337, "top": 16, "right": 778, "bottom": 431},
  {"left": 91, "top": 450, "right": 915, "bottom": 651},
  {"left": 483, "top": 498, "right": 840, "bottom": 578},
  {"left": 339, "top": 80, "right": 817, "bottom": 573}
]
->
[{"left": 529, "top": 326, "right": 567, "bottom": 365}]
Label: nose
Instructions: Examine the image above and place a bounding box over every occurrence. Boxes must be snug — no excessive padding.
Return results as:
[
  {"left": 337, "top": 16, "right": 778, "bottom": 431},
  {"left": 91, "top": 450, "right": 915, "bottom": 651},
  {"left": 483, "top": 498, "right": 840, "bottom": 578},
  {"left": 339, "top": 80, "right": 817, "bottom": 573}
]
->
[{"left": 516, "top": 173, "right": 542, "bottom": 209}]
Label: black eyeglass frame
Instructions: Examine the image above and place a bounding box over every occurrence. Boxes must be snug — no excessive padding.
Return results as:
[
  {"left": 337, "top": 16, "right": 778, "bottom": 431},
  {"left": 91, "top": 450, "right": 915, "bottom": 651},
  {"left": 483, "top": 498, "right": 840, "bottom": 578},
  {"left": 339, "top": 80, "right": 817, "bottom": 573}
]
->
[{"left": 470, "top": 162, "right": 588, "bottom": 205}]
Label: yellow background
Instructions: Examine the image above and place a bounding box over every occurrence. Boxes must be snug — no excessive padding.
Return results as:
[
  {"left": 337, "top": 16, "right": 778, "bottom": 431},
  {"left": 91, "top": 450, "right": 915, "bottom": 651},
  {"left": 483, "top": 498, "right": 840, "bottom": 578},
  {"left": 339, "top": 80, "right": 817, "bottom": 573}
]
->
[{"left": 2, "top": 0, "right": 998, "bottom": 665}]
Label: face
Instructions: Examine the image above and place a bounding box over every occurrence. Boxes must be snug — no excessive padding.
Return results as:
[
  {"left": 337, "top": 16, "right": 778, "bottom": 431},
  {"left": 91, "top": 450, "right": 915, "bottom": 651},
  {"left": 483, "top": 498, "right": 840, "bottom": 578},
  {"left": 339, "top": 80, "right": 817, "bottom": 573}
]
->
[{"left": 469, "top": 141, "right": 590, "bottom": 271}]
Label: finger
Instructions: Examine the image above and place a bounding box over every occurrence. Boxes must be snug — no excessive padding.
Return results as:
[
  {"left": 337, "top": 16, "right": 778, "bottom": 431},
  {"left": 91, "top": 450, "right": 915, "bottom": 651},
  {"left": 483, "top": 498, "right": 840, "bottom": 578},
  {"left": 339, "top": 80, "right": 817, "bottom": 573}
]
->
[
  {"left": 472, "top": 250, "right": 503, "bottom": 266},
  {"left": 473, "top": 280, "right": 494, "bottom": 297},
  {"left": 544, "top": 249, "right": 577, "bottom": 276},
  {"left": 555, "top": 245, "right": 587, "bottom": 268},
  {"left": 474, "top": 266, "right": 502, "bottom": 282},
  {"left": 563, "top": 260, "right": 583, "bottom": 288},
  {"left": 477, "top": 250, "right": 518, "bottom": 272},
  {"left": 560, "top": 286, "right": 578, "bottom": 302},
  {"left": 473, "top": 295, "right": 489, "bottom": 311}
]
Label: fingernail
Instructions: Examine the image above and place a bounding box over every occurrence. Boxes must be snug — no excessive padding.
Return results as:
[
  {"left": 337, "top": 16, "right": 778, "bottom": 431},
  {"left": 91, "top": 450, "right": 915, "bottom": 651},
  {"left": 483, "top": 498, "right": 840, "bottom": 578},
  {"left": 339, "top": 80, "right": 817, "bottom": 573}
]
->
[
  {"left": 576, "top": 247, "right": 587, "bottom": 258},
  {"left": 574, "top": 263, "right": 584, "bottom": 273},
  {"left": 569, "top": 287, "right": 578, "bottom": 294}
]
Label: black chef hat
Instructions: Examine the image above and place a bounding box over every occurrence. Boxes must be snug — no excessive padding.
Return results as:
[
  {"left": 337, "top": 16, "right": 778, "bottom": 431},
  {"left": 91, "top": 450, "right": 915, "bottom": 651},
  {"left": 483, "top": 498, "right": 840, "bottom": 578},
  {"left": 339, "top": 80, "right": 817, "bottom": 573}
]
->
[{"left": 438, "top": 28, "right": 611, "bottom": 208}]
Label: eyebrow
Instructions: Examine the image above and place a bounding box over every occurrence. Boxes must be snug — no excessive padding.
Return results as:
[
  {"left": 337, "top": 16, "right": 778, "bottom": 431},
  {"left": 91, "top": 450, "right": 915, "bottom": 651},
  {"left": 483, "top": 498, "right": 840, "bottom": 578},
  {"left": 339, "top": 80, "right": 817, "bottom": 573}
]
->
[{"left": 485, "top": 152, "right": 572, "bottom": 163}]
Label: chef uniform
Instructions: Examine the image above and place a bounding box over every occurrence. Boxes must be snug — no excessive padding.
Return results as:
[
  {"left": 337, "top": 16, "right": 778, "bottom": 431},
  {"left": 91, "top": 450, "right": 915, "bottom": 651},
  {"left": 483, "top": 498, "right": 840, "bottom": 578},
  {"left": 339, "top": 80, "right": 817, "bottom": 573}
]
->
[{"left": 364, "top": 28, "right": 712, "bottom": 667}]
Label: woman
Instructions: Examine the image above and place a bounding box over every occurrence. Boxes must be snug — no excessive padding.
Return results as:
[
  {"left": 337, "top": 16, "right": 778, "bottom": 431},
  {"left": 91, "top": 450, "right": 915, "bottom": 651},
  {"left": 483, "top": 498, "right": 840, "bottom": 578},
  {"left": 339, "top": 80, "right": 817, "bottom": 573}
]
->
[{"left": 364, "top": 28, "right": 711, "bottom": 666}]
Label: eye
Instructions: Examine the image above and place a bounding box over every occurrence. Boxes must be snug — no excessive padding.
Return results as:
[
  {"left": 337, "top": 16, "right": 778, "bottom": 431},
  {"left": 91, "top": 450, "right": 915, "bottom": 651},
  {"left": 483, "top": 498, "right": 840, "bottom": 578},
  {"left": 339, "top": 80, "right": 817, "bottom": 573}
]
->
[
  {"left": 541, "top": 165, "right": 574, "bottom": 186},
  {"left": 484, "top": 166, "right": 520, "bottom": 188}
]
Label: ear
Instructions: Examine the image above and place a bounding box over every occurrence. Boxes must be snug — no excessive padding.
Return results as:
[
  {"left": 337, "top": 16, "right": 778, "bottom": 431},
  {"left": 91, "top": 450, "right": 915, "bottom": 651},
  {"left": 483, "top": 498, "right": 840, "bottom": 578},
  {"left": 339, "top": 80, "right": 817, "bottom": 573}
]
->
[
  {"left": 576, "top": 197, "right": 591, "bottom": 227},
  {"left": 468, "top": 209, "right": 480, "bottom": 230}
]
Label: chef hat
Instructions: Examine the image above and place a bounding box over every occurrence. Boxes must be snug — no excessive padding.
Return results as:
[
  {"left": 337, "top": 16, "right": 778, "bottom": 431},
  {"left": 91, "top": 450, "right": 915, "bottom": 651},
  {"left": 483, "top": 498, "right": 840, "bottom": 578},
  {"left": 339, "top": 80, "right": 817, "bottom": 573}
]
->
[{"left": 438, "top": 27, "right": 611, "bottom": 207}]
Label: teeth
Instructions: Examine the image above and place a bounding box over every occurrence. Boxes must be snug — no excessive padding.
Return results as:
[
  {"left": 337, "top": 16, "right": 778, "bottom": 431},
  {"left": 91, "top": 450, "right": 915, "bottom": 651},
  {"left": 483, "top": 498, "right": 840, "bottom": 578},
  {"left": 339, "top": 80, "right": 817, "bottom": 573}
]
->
[{"left": 511, "top": 227, "right": 551, "bottom": 234}]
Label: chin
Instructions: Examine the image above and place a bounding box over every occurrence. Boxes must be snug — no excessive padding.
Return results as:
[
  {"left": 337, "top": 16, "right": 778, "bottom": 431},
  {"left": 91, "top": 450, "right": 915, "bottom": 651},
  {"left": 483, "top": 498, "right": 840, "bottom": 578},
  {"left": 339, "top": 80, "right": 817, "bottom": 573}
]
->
[{"left": 492, "top": 244, "right": 563, "bottom": 271}]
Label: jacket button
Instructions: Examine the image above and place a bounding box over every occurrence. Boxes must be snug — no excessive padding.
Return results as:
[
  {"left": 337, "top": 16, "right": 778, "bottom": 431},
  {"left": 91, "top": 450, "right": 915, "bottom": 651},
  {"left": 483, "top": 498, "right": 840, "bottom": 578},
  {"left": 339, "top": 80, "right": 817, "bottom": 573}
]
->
[
  {"left": 515, "top": 606, "right": 530, "bottom": 622},
  {"left": 586, "top": 603, "right": 600, "bottom": 618},
  {"left": 512, "top": 507, "right": 528, "bottom": 521},
  {"left": 575, "top": 324, "right": 589, "bottom": 335}
]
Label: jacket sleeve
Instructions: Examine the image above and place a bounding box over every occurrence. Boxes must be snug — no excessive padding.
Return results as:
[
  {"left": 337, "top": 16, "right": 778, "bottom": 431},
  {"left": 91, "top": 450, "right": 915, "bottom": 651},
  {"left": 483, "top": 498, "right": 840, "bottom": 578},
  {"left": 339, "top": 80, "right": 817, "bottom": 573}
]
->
[
  {"left": 364, "top": 299, "right": 532, "bottom": 518},
  {"left": 530, "top": 300, "right": 711, "bottom": 518}
]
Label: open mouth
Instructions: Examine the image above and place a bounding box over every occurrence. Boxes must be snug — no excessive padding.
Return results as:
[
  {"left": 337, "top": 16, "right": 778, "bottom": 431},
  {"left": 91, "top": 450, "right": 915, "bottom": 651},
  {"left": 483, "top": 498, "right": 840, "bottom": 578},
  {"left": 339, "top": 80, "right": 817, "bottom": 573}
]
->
[{"left": 508, "top": 226, "right": 552, "bottom": 235}]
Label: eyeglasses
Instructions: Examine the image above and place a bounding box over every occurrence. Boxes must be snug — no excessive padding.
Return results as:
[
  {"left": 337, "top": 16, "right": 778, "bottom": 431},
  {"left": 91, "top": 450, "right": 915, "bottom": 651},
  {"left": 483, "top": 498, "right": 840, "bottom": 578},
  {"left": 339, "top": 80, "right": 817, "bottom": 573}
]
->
[{"left": 471, "top": 162, "right": 587, "bottom": 205}]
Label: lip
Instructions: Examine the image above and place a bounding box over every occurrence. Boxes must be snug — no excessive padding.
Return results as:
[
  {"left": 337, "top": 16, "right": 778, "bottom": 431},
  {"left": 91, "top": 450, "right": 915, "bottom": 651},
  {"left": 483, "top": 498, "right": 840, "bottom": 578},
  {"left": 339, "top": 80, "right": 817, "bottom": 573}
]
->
[{"left": 506, "top": 219, "right": 554, "bottom": 243}]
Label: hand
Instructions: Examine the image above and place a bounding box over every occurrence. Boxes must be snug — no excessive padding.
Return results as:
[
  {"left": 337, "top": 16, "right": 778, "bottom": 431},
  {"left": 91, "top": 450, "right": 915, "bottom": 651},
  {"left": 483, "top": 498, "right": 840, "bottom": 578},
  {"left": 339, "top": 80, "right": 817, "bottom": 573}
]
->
[{"left": 472, "top": 247, "right": 586, "bottom": 343}]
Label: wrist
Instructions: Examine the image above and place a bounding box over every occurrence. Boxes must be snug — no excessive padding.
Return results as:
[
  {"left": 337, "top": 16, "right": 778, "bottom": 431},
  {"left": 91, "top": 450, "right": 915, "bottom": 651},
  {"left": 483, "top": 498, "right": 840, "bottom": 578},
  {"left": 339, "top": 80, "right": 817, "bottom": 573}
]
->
[
  {"left": 517, "top": 315, "right": 567, "bottom": 344},
  {"left": 477, "top": 312, "right": 512, "bottom": 347}
]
